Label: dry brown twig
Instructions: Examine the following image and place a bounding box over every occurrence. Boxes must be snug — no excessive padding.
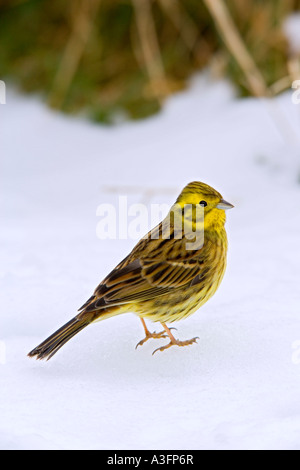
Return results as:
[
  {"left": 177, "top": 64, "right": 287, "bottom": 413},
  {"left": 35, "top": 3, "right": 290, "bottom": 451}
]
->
[
  {"left": 157, "top": 0, "right": 199, "bottom": 51},
  {"left": 204, "top": 0, "right": 299, "bottom": 145},
  {"left": 131, "top": 0, "right": 171, "bottom": 101},
  {"left": 203, "top": 0, "right": 270, "bottom": 97},
  {"left": 49, "top": 0, "right": 101, "bottom": 109}
]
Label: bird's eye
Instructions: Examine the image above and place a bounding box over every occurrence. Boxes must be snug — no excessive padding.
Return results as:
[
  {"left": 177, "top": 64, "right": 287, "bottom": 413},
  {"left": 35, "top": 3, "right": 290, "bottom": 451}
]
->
[{"left": 199, "top": 200, "right": 207, "bottom": 207}]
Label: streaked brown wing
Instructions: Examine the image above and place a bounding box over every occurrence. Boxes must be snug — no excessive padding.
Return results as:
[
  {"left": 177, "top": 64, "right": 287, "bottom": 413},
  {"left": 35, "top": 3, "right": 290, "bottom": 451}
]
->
[{"left": 79, "top": 245, "right": 205, "bottom": 313}]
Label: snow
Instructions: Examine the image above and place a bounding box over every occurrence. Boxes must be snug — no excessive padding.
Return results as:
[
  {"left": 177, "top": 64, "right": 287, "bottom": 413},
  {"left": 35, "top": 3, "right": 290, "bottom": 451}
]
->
[{"left": 1, "top": 71, "right": 300, "bottom": 450}]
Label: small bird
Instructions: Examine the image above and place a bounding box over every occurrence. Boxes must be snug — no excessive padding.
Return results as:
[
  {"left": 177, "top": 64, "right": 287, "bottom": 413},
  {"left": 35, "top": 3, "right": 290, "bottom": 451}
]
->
[{"left": 28, "top": 181, "right": 233, "bottom": 360}]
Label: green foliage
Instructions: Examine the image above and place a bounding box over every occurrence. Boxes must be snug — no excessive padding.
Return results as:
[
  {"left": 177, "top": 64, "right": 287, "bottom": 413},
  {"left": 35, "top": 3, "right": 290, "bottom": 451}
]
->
[{"left": 0, "top": 0, "right": 299, "bottom": 123}]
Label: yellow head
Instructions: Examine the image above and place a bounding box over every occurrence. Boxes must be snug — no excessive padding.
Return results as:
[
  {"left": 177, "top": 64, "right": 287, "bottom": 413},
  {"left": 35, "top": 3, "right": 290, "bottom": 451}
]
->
[{"left": 175, "top": 181, "right": 234, "bottom": 232}]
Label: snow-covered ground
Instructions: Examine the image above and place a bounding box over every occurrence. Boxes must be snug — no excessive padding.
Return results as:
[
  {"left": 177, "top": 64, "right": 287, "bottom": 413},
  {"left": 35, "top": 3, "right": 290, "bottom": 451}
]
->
[{"left": 1, "top": 71, "right": 300, "bottom": 450}]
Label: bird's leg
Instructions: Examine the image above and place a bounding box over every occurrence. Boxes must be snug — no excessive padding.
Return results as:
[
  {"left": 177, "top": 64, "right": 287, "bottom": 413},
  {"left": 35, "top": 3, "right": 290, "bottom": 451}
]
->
[
  {"left": 135, "top": 318, "right": 168, "bottom": 349},
  {"left": 152, "top": 322, "right": 199, "bottom": 355}
]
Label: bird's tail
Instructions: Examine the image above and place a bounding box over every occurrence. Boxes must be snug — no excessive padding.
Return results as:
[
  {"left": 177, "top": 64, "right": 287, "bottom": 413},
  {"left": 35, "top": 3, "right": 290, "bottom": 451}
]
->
[{"left": 28, "top": 316, "right": 91, "bottom": 361}]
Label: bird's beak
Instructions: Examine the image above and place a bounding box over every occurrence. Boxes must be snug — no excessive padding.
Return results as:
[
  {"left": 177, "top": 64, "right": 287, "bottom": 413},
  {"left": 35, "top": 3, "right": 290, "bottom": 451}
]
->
[{"left": 216, "top": 199, "right": 234, "bottom": 210}]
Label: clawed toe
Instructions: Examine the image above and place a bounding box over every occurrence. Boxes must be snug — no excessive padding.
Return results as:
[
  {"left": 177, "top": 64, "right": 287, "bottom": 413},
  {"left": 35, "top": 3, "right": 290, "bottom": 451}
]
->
[
  {"left": 135, "top": 330, "right": 167, "bottom": 349},
  {"left": 137, "top": 319, "right": 199, "bottom": 355},
  {"left": 152, "top": 342, "right": 173, "bottom": 355},
  {"left": 178, "top": 336, "right": 199, "bottom": 347},
  {"left": 135, "top": 338, "right": 147, "bottom": 349},
  {"left": 152, "top": 336, "right": 199, "bottom": 355}
]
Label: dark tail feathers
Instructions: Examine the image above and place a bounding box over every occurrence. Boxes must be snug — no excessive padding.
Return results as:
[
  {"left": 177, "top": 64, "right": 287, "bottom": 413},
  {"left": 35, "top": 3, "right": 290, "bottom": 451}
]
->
[{"left": 28, "top": 316, "right": 90, "bottom": 360}]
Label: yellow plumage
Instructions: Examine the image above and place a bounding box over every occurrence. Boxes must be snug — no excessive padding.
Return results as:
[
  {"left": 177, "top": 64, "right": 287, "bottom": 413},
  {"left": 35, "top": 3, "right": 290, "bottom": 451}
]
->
[{"left": 28, "top": 181, "right": 233, "bottom": 359}]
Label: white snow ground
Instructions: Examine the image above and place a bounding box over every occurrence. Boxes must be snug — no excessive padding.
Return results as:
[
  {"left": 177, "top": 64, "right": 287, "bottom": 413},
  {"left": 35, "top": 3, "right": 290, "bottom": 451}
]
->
[{"left": 1, "top": 72, "right": 300, "bottom": 450}]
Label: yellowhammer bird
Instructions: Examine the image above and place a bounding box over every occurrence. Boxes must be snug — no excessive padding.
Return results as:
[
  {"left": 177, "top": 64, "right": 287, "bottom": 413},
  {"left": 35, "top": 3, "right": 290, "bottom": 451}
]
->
[{"left": 28, "top": 181, "right": 233, "bottom": 360}]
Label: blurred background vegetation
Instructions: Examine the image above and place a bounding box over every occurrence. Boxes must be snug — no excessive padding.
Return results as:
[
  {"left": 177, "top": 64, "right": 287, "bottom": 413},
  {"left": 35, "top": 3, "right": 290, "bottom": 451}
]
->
[{"left": 0, "top": 0, "right": 300, "bottom": 123}]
